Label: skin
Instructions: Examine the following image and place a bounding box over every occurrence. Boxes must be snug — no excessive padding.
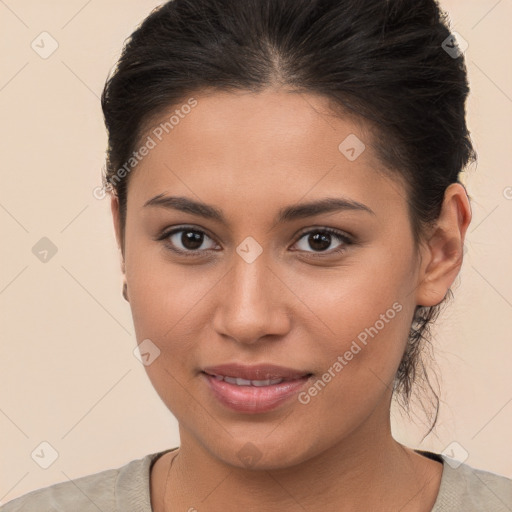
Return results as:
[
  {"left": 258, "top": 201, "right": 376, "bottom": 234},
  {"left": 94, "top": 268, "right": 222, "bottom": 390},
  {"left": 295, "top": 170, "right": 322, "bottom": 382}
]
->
[{"left": 111, "top": 88, "right": 471, "bottom": 511}]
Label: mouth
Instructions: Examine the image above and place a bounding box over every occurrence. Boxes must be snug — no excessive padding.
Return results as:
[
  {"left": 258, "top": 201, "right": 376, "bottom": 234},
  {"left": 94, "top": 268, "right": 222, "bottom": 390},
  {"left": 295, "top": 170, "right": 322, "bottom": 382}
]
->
[
  {"left": 203, "top": 374, "right": 295, "bottom": 387},
  {"left": 200, "top": 363, "right": 314, "bottom": 413},
  {"left": 202, "top": 363, "right": 313, "bottom": 382}
]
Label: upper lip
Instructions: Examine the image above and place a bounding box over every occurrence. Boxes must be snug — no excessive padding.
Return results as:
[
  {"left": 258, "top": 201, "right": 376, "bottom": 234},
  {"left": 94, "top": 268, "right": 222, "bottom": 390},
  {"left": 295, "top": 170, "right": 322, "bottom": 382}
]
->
[{"left": 202, "top": 364, "right": 312, "bottom": 381}]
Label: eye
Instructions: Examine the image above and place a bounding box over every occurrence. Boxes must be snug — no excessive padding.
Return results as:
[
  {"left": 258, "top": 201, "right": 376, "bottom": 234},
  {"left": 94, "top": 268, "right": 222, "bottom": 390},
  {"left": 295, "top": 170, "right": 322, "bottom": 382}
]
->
[
  {"left": 156, "top": 225, "right": 354, "bottom": 258},
  {"left": 157, "top": 226, "right": 219, "bottom": 256},
  {"left": 292, "top": 227, "right": 353, "bottom": 255}
]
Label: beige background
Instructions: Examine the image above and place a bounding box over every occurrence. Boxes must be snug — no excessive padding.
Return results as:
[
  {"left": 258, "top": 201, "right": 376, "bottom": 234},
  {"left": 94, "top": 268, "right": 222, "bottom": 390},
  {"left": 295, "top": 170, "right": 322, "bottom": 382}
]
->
[{"left": 1, "top": 0, "right": 511, "bottom": 504}]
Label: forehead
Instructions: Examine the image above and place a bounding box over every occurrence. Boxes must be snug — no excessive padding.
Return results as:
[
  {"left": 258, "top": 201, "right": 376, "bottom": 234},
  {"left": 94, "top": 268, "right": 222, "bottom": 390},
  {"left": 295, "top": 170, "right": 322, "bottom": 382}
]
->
[{"left": 128, "top": 89, "right": 407, "bottom": 218}]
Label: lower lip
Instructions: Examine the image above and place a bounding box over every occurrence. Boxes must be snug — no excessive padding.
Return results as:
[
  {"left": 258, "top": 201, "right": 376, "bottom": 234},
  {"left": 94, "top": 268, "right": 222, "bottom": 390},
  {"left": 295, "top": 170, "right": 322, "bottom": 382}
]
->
[{"left": 202, "top": 372, "right": 313, "bottom": 413}]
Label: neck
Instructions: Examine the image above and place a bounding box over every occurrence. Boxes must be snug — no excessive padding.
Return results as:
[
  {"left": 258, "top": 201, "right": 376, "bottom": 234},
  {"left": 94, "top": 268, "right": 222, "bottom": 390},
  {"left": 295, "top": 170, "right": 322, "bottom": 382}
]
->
[{"left": 159, "top": 406, "right": 442, "bottom": 511}]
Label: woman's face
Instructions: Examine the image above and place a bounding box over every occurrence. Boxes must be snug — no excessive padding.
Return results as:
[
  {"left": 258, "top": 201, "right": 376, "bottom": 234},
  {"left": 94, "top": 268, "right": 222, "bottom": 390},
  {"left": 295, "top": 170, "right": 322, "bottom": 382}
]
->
[{"left": 114, "top": 89, "right": 434, "bottom": 468}]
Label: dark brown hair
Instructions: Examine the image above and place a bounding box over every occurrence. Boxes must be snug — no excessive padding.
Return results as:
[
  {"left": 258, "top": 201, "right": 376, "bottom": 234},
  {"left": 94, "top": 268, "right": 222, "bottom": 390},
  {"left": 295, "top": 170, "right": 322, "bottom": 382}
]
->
[{"left": 101, "top": 0, "right": 476, "bottom": 434}]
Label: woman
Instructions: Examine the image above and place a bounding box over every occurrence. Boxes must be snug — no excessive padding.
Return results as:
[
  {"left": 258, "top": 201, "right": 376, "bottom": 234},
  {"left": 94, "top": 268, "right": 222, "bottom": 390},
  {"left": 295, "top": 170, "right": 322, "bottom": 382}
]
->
[{"left": 2, "top": 0, "right": 511, "bottom": 510}]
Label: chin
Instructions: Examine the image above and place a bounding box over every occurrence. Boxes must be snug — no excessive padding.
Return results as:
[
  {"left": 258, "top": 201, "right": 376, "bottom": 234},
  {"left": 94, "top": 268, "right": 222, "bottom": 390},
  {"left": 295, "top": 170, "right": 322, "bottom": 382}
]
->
[{"left": 202, "top": 434, "right": 316, "bottom": 471}]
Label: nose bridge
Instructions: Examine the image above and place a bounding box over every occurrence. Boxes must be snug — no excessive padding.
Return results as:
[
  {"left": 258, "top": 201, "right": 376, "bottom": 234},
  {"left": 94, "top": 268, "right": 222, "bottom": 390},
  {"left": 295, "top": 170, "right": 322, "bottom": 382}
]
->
[
  {"left": 213, "top": 247, "right": 289, "bottom": 343},
  {"left": 233, "top": 249, "right": 270, "bottom": 303}
]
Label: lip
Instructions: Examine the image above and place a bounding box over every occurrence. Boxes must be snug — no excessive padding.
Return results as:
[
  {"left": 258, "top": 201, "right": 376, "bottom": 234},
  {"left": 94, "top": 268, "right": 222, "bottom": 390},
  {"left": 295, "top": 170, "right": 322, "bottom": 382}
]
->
[
  {"left": 201, "top": 364, "right": 313, "bottom": 413},
  {"left": 202, "top": 363, "right": 311, "bottom": 381}
]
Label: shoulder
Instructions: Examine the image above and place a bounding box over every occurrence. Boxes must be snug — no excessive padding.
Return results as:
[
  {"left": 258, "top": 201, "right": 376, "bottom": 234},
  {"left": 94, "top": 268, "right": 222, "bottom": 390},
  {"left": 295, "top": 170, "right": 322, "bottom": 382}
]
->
[
  {"left": 432, "top": 452, "right": 512, "bottom": 511},
  {"left": 0, "top": 465, "right": 120, "bottom": 512},
  {"left": 0, "top": 450, "right": 172, "bottom": 512}
]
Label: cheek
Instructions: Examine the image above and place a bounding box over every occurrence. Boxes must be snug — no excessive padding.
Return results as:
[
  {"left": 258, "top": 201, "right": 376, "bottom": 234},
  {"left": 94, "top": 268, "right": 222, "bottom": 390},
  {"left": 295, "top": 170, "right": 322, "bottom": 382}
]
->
[
  {"left": 125, "top": 250, "right": 208, "bottom": 408},
  {"left": 289, "top": 252, "right": 414, "bottom": 391},
  {"left": 296, "top": 283, "right": 411, "bottom": 429},
  {"left": 125, "top": 241, "right": 202, "bottom": 336},
  {"left": 293, "top": 259, "right": 410, "bottom": 339},
  {"left": 125, "top": 244, "right": 222, "bottom": 391}
]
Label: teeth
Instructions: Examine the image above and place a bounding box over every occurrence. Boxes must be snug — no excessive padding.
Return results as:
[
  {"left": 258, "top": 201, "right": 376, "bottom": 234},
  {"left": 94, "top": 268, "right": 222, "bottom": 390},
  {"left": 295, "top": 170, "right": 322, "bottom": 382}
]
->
[
  {"left": 225, "top": 377, "right": 251, "bottom": 386},
  {"left": 219, "top": 376, "right": 284, "bottom": 386},
  {"left": 252, "top": 378, "right": 284, "bottom": 386}
]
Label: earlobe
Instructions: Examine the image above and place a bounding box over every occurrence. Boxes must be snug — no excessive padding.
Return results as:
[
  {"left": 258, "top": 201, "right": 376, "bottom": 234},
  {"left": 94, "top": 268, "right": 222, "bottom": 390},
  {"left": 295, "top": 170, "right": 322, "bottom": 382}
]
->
[{"left": 415, "top": 183, "right": 472, "bottom": 307}]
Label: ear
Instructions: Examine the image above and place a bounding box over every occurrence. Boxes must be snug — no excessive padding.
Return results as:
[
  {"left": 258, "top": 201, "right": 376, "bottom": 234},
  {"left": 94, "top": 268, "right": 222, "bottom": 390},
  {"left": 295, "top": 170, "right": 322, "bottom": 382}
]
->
[
  {"left": 111, "top": 194, "right": 125, "bottom": 275},
  {"left": 415, "top": 182, "right": 472, "bottom": 307}
]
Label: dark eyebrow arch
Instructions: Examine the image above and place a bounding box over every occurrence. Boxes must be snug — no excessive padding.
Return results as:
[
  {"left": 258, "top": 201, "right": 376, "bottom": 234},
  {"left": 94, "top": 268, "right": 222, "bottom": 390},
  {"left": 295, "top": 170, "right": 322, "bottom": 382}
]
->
[{"left": 143, "top": 194, "right": 375, "bottom": 227}]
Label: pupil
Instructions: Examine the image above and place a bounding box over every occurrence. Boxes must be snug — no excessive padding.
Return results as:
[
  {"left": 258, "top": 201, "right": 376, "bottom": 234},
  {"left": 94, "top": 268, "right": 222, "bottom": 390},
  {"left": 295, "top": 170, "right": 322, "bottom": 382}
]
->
[
  {"left": 309, "top": 232, "right": 331, "bottom": 251},
  {"left": 182, "top": 231, "right": 203, "bottom": 250}
]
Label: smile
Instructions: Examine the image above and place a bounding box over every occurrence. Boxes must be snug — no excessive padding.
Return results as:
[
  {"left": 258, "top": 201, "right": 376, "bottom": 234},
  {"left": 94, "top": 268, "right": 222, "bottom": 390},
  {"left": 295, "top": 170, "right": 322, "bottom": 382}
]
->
[
  {"left": 201, "top": 366, "right": 313, "bottom": 414},
  {"left": 208, "top": 374, "right": 286, "bottom": 386}
]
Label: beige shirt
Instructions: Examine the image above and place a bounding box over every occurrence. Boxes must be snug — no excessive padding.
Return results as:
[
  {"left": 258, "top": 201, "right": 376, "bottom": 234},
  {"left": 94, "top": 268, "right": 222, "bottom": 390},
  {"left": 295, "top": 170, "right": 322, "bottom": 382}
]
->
[{"left": 1, "top": 448, "right": 511, "bottom": 511}]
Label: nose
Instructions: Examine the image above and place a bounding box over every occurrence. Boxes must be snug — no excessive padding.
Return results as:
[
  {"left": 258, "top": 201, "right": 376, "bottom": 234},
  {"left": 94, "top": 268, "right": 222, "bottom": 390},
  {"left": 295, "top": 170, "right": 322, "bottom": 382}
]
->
[{"left": 212, "top": 253, "right": 291, "bottom": 345}]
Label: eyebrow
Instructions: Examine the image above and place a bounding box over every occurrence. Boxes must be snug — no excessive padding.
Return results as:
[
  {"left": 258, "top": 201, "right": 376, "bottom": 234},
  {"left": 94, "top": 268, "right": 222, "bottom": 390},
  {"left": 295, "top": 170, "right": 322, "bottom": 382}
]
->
[{"left": 143, "top": 193, "right": 375, "bottom": 227}]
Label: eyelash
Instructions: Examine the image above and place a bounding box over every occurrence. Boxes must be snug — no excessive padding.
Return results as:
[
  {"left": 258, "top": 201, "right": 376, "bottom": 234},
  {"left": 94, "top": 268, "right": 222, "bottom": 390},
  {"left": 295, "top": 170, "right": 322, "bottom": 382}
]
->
[{"left": 156, "top": 225, "right": 354, "bottom": 258}]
